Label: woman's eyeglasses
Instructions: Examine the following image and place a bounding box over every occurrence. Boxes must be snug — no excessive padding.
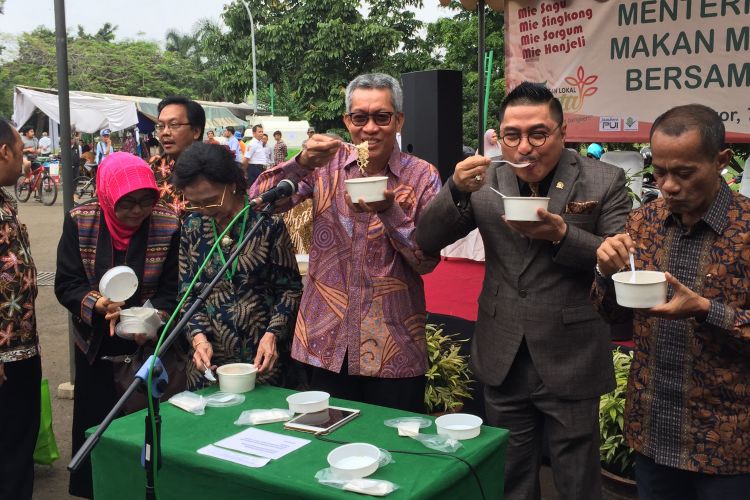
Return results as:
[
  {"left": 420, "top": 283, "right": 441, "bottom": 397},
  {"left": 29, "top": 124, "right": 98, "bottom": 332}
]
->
[
  {"left": 183, "top": 186, "right": 227, "bottom": 211},
  {"left": 116, "top": 196, "right": 157, "bottom": 211},
  {"left": 500, "top": 124, "right": 560, "bottom": 148},
  {"left": 346, "top": 112, "right": 395, "bottom": 127}
]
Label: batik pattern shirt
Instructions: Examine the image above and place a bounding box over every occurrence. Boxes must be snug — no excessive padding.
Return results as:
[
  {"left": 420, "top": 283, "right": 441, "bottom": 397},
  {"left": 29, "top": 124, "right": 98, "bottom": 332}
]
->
[
  {"left": 250, "top": 143, "right": 442, "bottom": 378},
  {"left": 179, "top": 210, "right": 302, "bottom": 388},
  {"left": 273, "top": 141, "right": 288, "bottom": 166},
  {"left": 149, "top": 154, "right": 185, "bottom": 212},
  {"left": 0, "top": 189, "right": 39, "bottom": 363},
  {"left": 592, "top": 183, "right": 750, "bottom": 474}
]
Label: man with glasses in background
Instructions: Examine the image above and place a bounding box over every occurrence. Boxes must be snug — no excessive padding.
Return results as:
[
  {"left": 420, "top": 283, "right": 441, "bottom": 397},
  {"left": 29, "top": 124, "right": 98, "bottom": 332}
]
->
[
  {"left": 416, "top": 82, "right": 631, "bottom": 500},
  {"left": 149, "top": 96, "right": 206, "bottom": 212},
  {"left": 249, "top": 73, "right": 442, "bottom": 413}
]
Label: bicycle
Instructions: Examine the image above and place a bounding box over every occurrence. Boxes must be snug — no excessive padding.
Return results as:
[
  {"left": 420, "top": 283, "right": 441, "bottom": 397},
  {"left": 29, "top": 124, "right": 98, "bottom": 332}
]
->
[
  {"left": 73, "top": 162, "right": 97, "bottom": 204},
  {"left": 15, "top": 160, "right": 58, "bottom": 206}
]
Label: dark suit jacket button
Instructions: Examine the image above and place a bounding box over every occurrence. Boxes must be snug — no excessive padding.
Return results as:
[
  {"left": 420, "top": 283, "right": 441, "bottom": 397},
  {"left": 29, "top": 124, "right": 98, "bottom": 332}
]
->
[{"left": 519, "top": 289, "right": 528, "bottom": 298}]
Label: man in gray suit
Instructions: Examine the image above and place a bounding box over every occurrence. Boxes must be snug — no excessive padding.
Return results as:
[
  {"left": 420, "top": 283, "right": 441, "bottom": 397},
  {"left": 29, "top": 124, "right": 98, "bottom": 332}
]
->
[{"left": 415, "top": 82, "right": 631, "bottom": 500}]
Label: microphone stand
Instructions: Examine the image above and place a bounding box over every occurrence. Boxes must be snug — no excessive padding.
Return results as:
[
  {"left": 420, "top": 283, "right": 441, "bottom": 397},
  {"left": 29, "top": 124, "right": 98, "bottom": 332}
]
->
[{"left": 69, "top": 203, "right": 277, "bottom": 500}]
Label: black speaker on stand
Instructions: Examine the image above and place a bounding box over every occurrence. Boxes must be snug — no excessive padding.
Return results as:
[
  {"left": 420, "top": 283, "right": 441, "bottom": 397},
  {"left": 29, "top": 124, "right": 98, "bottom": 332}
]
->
[{"left": 400, "top": 70, "right": 463, "bottom": 183}]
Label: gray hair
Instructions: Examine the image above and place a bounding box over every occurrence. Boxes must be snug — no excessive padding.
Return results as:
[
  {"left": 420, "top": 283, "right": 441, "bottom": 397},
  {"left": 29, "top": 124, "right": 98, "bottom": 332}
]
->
[{"left": 345, "top": 73, "right": 403, "bottom": 113}]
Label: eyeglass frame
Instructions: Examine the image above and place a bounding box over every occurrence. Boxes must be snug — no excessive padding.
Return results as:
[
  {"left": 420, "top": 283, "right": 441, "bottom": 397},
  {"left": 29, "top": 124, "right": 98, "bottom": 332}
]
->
[
  {"left": 155, "top": 122, "right": 193, "bottom": 134},
  {"left": 115, "top": 194, "right": 158, "bottom": 212},
  {"left": 499, "top": 123, "right": 561, "bottom": 148},
  {"left": 183, "top": 185, "right": 228, "bottom": 212},
  {"left": 346, "top": 111, "right": 395, "bottom": 127}
]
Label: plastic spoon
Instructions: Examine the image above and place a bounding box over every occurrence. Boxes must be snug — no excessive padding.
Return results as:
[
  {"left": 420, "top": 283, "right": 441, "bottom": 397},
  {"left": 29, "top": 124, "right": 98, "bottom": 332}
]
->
[
  {"left": 491, "top": 160, "right": 532, "bottom": 169},
  {"left": 489, "top": 187, "right": 508, "bottom": 198},
  {"left": 204, "top": 367, "right": 216, "bottom": 382},
  {"left": 629, "top": 252, "right": 637, "bottom": 283}
]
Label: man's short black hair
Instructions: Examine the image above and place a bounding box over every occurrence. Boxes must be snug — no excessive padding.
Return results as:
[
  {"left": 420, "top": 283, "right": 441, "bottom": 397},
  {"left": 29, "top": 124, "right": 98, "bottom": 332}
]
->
[
  {"left": 226, "top": 126, "right": 235, "bottom": 134},
  {"left": 498, "top": 82, "right": 563, "bottom": 126},
  {"left": 0, "top": 119, "right": 19, "bottom": 148},
  {"left": 650, "top": 104, "right": 725, "bottom": 160},
  {"left": 273, "top": 130, "right": 282, "bottom": 137},
  {"left": 157, "top": 96, "right": 206, "bottom": 140},
  {"left": 172, "top": 142, "right": 248, "bottom": 192},
  {"left": 252, "top": 124, "right": 263, "bottom": 133}
]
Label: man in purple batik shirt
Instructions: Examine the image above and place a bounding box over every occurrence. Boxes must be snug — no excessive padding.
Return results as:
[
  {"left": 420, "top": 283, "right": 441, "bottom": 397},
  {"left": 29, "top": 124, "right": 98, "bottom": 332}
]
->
[{"left": 249, "top": 73, "right": 441, "bottom": 413}]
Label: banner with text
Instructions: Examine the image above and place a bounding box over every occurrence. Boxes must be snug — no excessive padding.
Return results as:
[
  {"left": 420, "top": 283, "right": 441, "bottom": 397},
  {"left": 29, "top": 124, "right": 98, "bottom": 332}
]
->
[{"left": 505, "top": 0, "right": 750, "bottom": 142}]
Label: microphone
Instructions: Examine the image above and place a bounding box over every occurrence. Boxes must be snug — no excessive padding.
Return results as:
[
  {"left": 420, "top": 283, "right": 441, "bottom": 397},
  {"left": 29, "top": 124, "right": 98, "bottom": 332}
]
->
[{"left": 249, "top": 179, "right": 297, "bottom": 207}]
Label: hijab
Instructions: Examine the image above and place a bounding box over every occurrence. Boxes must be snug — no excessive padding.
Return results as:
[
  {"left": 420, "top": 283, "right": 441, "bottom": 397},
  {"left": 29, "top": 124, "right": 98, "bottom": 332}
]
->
[
  {"left": 482, "top": 129, "right": 502, "bottom": 158},
  {"left": 96, "top": 152, "right": 158, "bottom": 251}
]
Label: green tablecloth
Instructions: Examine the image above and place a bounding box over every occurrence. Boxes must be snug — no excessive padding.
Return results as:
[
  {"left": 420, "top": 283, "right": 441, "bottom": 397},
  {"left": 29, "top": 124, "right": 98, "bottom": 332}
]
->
[{"left": 91, "top": 386, "right": 508, "bottom": 499}]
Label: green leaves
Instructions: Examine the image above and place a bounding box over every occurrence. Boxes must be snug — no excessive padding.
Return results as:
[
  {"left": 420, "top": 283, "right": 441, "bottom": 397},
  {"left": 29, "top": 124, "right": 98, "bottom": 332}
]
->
[
  {"left": 599, "top": 348, "right": 635, "bottom": 478},
  {"left": 424, "top": 323, "right": 474, "bottom": 414}
]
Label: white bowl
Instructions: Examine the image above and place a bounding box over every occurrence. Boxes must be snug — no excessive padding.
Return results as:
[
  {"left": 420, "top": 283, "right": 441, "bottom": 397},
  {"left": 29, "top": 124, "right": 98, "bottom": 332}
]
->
[
  {"left": 295, "top": 254, "right": 309, "bottom": 276},
  {"left": 120, "top": 307, "right": 162, "bottom": 329},
  {"left": 503, "top": 197, "right": 550, "bottom": 221},
  {"left": 114, "top": 319, "right": 158, "bottom": 340},
  {"left": 612, "top": 270, "right": 667, "bottom": 308},
  {"left": 99, "top": 266, "right": 139, "bottom": 302},
  {"left": 287, "top": 391, "right": 330, "bottom": 414},
  {"left": 344, "top": 176, "right": 388, "bottom": 203},
  {"left": 216, "top": 363, "right": 258, "bottom": 393},
  {"left": 435, "top": 413, "right": 483, "bottom": 440},
  {"left": 327, "top": 443, "right": 380, "bottom": 480}
]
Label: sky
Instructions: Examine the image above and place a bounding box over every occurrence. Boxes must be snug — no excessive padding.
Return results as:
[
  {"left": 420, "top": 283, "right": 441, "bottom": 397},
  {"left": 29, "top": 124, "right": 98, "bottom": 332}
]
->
[{"left": 0, "top": 1, "right": 454, "bottom": 44}]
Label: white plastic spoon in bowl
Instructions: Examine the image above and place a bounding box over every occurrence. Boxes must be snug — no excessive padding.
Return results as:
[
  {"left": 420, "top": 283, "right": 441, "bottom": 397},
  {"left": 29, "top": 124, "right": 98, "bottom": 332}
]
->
[
  {"left": 629, "top": 252, "right": 637, "bottom": 283},
  {"left": 491, "top": 159, "right": 532, "bottom": 168},
  {"left": 489, "top": 186, "right": 508, "bottom": 198}
]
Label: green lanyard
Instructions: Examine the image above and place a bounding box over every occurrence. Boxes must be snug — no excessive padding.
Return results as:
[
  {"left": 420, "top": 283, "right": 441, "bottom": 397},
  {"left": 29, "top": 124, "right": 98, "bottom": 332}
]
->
[{"left": 210, "top": 199, "right": 249, "bottom": 281}]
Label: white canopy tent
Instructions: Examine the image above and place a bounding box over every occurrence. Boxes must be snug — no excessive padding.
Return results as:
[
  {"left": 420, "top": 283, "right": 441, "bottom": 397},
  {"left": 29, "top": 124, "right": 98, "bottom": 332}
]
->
[{"left": 12, "top": 86, "right": 139, "bottom": 134}]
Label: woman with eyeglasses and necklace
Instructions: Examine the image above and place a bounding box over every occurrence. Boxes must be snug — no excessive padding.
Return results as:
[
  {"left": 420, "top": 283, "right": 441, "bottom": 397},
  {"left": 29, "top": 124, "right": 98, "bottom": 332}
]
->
[
  {"left": 54, "top": 152, "right": 183, "bottom": 498},
  {"left": 171, "top": 142, "right": 302, "bottom": 390}
]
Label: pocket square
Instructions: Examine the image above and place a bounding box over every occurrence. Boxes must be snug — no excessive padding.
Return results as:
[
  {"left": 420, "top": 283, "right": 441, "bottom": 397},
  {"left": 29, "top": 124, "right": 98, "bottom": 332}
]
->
[{"left": 566, "top": 201, "right": 599, "bottom": 214}]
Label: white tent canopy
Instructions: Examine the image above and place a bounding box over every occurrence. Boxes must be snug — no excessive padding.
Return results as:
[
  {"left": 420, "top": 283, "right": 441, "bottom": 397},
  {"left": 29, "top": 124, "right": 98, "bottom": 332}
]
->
[{"left": 12, "top": 86, "right": 139, "bottom": 134}]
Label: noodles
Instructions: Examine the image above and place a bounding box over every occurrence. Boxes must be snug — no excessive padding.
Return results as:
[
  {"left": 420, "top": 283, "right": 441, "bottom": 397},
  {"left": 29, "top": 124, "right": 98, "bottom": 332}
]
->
[{"left": 355, "top": 142, "right": 369, "bottom": 175}]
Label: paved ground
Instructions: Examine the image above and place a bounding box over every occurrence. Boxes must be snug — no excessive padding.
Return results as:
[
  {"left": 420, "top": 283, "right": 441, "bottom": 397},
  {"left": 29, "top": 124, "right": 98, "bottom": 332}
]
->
[{"left": 20, "top": 195, "right": 564, "bottom": 499}]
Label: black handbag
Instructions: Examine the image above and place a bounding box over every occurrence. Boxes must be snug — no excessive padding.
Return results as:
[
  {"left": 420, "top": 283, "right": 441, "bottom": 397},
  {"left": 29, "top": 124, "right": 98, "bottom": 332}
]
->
[{"left": 105, "top": 344, "right": 188, "bottom": 415}]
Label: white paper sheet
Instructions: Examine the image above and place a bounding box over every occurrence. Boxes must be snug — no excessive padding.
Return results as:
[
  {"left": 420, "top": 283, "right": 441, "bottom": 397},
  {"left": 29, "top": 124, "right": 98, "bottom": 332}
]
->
[
  {"left": 213, "top": 427, "right": 310, "bottom": 460},
  {"left": 197, "top": 444, "right": 270, "bottom": 468}
]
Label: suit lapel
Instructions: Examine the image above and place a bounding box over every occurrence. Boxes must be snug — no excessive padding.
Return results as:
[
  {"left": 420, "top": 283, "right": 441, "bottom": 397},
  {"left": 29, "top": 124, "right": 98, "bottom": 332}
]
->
[{"left": 519, "top": 150, "right": 581, "bottom": 273}]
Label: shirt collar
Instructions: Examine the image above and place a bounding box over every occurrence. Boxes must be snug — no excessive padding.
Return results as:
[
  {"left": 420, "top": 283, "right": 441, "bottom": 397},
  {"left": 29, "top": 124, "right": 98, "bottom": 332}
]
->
[
  {"left": 665, "top": 181, "right": 731, "bottom": 234},
  {"left": 344, "top": 141, "right": 402, "bottom": 178}
]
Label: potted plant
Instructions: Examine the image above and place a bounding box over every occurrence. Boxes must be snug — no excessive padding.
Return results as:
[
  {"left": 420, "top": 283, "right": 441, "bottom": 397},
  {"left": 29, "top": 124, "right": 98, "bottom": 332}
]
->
[
  {"left": 424, "top": 323, "right": 474, "bottom": 414},
  {"left": 599, "top": 347, "right": 638, "bottom": 499}
]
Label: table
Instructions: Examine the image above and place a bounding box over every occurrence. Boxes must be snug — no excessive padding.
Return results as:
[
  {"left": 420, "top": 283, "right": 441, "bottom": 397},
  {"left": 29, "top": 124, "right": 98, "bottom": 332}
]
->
[{"left": 91, "top": 386, "right": 508, "bottom": 499}]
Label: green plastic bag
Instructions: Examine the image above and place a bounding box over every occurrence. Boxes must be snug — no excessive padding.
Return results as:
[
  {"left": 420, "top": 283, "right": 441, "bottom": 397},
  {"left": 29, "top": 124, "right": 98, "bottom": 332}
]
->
[{"left": 33, "top": 378, "right": 60, "bottom": 465}]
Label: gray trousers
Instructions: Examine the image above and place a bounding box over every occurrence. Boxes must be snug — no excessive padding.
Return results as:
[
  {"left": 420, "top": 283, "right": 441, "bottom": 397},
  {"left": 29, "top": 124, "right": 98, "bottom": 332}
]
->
[{"left": 484, "top": 341, "right": 602, "bottom": 500}]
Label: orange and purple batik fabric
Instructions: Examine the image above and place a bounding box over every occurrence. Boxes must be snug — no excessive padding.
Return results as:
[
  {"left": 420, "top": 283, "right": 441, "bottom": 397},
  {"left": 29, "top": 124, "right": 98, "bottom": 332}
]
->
[
  {"left": 149, "top": 154, "right": 186, "bottom": 213},
  {"left": 250, "top": 143, "right": 441, "bottom": 378},
  {"left": 0, "top": 190, "right": 38, "bottom": 363},
  {"left": 593, "top": 183, "right": 750, "bottom": 474}
]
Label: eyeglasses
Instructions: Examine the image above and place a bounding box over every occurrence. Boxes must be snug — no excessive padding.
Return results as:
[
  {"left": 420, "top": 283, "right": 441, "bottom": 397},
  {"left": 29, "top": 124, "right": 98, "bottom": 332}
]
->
[
  {"left": 116, "top": 196, "right": 157, "bottom": 211},
  {"left": 500, "top": 124, "right": 561, "bottom": 148},
  {"left": 155, "top": 122, "right": 192, "bottom": 133},
  {"left": 183, "top": 185, "right": 227, "bottom": 211},
  {"left": 346, "top": 112, "right": 395, "bottom": 127}
]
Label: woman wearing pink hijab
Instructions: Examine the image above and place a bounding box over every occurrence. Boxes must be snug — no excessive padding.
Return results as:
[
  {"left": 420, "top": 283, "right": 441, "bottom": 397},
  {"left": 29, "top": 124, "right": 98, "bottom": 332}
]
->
[
  {"left": 481, "top": 128, "right": 502, "bottom": 158},
  {"left": 55, "top": 152, "right": 181, "bottom": 498}
]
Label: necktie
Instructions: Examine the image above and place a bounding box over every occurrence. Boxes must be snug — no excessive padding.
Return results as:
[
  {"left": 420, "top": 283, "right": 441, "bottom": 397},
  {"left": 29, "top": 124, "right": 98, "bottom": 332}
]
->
[{"left": 529, "top": 182, "right": 540, "bottom": 197}]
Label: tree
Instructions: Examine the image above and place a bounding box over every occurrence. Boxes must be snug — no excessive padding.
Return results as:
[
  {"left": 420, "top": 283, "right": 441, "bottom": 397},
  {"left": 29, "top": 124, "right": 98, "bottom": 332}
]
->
[
  {"left": 0, "top": 25, "right": 209, "bottom": 118},
  {"left": 427, "top": 5, "right": 505, "bottom": 149},
  {"left": 197, "top": 0, "right": 435, "bottom": 131}
]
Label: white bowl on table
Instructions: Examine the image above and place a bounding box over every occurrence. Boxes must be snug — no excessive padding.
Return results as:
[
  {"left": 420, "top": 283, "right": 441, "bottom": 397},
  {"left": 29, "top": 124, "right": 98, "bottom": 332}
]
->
[
  {"left": 344, "top": 176, "right": 388, "bottom": 203},
  {"left": 612, "top": 270, "right": 667, "bottom": 308},
  {"left": 286, "top": 391, "right": 330, "bottom": 414},
  {"left": 503, "top": 197, "right": 551, "bottom": 221},
  {"left": 216, "top": 363, "right": 258, "bottom": 394},
  {"left": 327, "top": 443, "right": 381, "bottom": 480},
  {"left": 435, "top": 413, "right": 483, "bottom": 440}
]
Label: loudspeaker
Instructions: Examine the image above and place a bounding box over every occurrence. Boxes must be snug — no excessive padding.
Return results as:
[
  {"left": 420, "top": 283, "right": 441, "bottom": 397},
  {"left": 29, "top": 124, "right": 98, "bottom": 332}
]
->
[{"left": 400, "top": 70, "right": 463, "bottom": 183}]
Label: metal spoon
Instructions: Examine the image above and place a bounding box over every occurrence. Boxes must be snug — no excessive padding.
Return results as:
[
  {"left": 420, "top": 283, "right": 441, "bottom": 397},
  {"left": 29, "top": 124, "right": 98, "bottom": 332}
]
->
[
  {"left": 491, "top": 160, "right": 532, "bottom": 169},
  {"left": 489, "top": 186, "right": 509, "bottom": 198}
]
